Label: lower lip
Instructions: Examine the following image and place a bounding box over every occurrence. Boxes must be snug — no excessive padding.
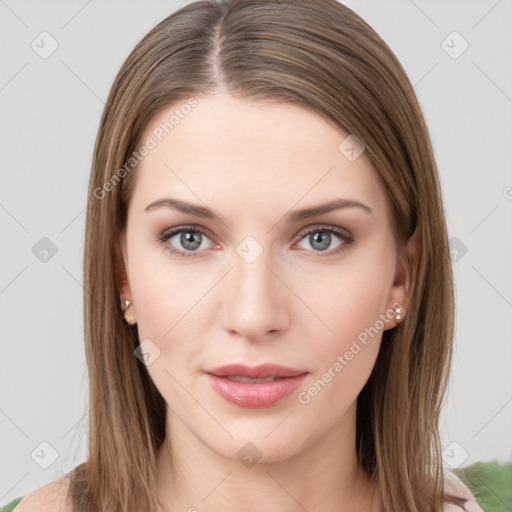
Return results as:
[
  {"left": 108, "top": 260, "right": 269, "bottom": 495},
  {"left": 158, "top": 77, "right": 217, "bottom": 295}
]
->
[{"left": 205, "top": 373, "right": 307, "bottom": 408}]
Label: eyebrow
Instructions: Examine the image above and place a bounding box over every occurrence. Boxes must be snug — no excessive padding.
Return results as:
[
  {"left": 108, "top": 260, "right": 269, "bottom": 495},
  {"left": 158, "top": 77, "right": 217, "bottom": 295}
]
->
[{"left": 144, "top": 196, "right": 373, "bottom": 223}]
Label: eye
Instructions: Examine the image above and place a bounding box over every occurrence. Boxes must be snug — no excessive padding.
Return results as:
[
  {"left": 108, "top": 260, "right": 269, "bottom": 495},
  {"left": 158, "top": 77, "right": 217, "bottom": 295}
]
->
[
  {"left": 158, "top": 226, "right": 216, "bottom": 259},
  {"left": 294, "top": 225, "right": 354, "bottom": 256}
]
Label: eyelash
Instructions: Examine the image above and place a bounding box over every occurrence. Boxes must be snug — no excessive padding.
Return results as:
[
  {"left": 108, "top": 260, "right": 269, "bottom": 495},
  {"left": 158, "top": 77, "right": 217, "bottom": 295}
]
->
[{"left": 157, "top": 224, "right": 355, "bottom": 259}]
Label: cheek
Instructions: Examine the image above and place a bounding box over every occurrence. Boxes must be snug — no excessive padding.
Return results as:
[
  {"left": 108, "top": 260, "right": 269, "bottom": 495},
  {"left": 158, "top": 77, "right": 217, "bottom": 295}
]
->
[
  {"left": 127, "top": 252, "right": 218, "bottom": 401},
  {"left": 307, "top": 260, "right": 391, "bottom": 338},
  {"left": 129, "top": 260, "right": 207, "bottom": 400},
  {"left": 295, "top": 268, "right": 387, "bottom": 421},
  {"left": 295, "top": 252, "right": 392, "bottom": 384},
  {"left": 128, "top": 239, "right": 207, "bottom": 340}
]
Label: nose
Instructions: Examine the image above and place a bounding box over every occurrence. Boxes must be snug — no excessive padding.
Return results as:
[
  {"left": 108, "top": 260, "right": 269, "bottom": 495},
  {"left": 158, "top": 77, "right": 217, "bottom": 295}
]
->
[{"left": 219, "top": 243, "right": 289, "bottom": 343}]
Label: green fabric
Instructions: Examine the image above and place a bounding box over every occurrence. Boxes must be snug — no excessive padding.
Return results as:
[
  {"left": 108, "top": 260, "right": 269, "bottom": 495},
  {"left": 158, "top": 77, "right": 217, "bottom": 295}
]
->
[{"left": 0, "top": 496, "right": 24, "bottom": 511}]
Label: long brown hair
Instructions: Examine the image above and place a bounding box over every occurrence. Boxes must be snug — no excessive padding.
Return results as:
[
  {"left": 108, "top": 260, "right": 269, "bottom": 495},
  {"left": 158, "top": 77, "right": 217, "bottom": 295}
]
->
[{"left": 68, "top": 1, "right": 462, "bottom": 510}]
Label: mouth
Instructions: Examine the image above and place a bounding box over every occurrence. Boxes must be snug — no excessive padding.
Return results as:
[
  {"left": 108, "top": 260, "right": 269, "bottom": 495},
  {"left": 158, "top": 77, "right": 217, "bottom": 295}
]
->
[{"left": 204, "top": 363, "right": 308, "bottom": 408}]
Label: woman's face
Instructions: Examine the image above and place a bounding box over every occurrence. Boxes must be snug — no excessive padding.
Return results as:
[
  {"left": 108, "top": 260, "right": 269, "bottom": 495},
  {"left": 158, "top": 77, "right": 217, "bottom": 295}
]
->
[{"left": 119, "top": 93, "right": 413, "bottom": 463}]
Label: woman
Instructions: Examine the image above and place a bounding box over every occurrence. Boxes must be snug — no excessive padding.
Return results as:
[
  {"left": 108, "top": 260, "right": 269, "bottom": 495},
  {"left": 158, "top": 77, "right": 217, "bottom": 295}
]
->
[{"left": 6, "top": 0, "right": 484, "bottom": 510}]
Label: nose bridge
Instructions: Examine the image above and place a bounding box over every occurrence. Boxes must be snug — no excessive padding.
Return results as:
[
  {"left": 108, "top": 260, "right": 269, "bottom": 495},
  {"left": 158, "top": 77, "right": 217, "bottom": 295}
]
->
[{"left": 221, "top": 236, "right": 288, "bottom": 339}]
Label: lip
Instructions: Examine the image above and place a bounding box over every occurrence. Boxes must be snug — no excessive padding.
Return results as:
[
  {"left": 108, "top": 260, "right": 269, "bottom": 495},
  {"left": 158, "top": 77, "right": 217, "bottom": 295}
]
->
[
  {"left": 204, "top": 363, "right": 306, "bottom": 379},
  {"left": 204, "top": 364, "right": 308, "bottom": 408}
]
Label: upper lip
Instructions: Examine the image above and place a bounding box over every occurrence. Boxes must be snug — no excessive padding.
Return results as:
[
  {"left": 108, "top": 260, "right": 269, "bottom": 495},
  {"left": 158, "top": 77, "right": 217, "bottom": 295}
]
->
[{"left": 204, "top": 363, "right": 308, "bottom": 379}]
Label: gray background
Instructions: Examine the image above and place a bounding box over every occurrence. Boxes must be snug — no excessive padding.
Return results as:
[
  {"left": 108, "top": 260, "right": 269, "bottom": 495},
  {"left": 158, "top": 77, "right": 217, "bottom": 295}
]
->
[{"left": 1, "top": 0, "right": 511, "bottom": 504}]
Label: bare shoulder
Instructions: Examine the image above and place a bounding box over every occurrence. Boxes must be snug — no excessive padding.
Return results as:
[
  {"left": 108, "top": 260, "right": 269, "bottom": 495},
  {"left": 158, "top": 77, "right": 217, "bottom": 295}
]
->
[
  {"left": 14, "top": 475, "right": 73, "bottom": 512},
  {"left": 444, "top": 469, "right": 484, "bottom": 512}
]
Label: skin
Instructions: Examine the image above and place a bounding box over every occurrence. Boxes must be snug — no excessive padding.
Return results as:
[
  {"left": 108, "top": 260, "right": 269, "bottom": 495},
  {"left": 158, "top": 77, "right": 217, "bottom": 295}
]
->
[{"left": 118, "top": 92, "right": 417, "bottom": 512}]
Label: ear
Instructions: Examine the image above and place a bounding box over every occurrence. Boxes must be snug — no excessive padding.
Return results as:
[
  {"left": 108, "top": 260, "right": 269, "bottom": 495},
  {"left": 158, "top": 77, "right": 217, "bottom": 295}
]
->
[
  {"left": 385, "top": 226, "right": 419, "bottom": 329},
  {"left": 116, "top": 231, "right": 133, "bottom": 304},
  {"left": 116, "top": 232, "right": 137, "bottom": 324}
]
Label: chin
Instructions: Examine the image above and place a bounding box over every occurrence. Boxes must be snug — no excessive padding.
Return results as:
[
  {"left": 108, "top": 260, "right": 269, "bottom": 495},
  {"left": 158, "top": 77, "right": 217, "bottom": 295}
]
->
[{"left": 201, "top": 419, "right": 313, "bottom": 466}]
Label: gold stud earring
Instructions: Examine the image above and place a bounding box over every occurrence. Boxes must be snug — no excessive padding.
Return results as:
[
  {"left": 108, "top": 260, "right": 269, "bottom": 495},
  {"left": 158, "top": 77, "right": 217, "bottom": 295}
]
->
[{"left": 121, "top": 299, "right": 136, "bottom": 326}]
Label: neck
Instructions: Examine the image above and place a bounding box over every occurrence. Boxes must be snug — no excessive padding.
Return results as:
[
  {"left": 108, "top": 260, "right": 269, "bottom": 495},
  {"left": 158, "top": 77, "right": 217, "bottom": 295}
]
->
[{"left": 155, "top": 401, "right": 380, "bottom": 512}]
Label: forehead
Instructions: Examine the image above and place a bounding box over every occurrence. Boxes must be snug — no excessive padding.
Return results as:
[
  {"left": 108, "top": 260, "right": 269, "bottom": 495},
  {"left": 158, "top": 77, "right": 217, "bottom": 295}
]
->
[{"left": 129, "top": 94, "right": 388, "bottom": 221}]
